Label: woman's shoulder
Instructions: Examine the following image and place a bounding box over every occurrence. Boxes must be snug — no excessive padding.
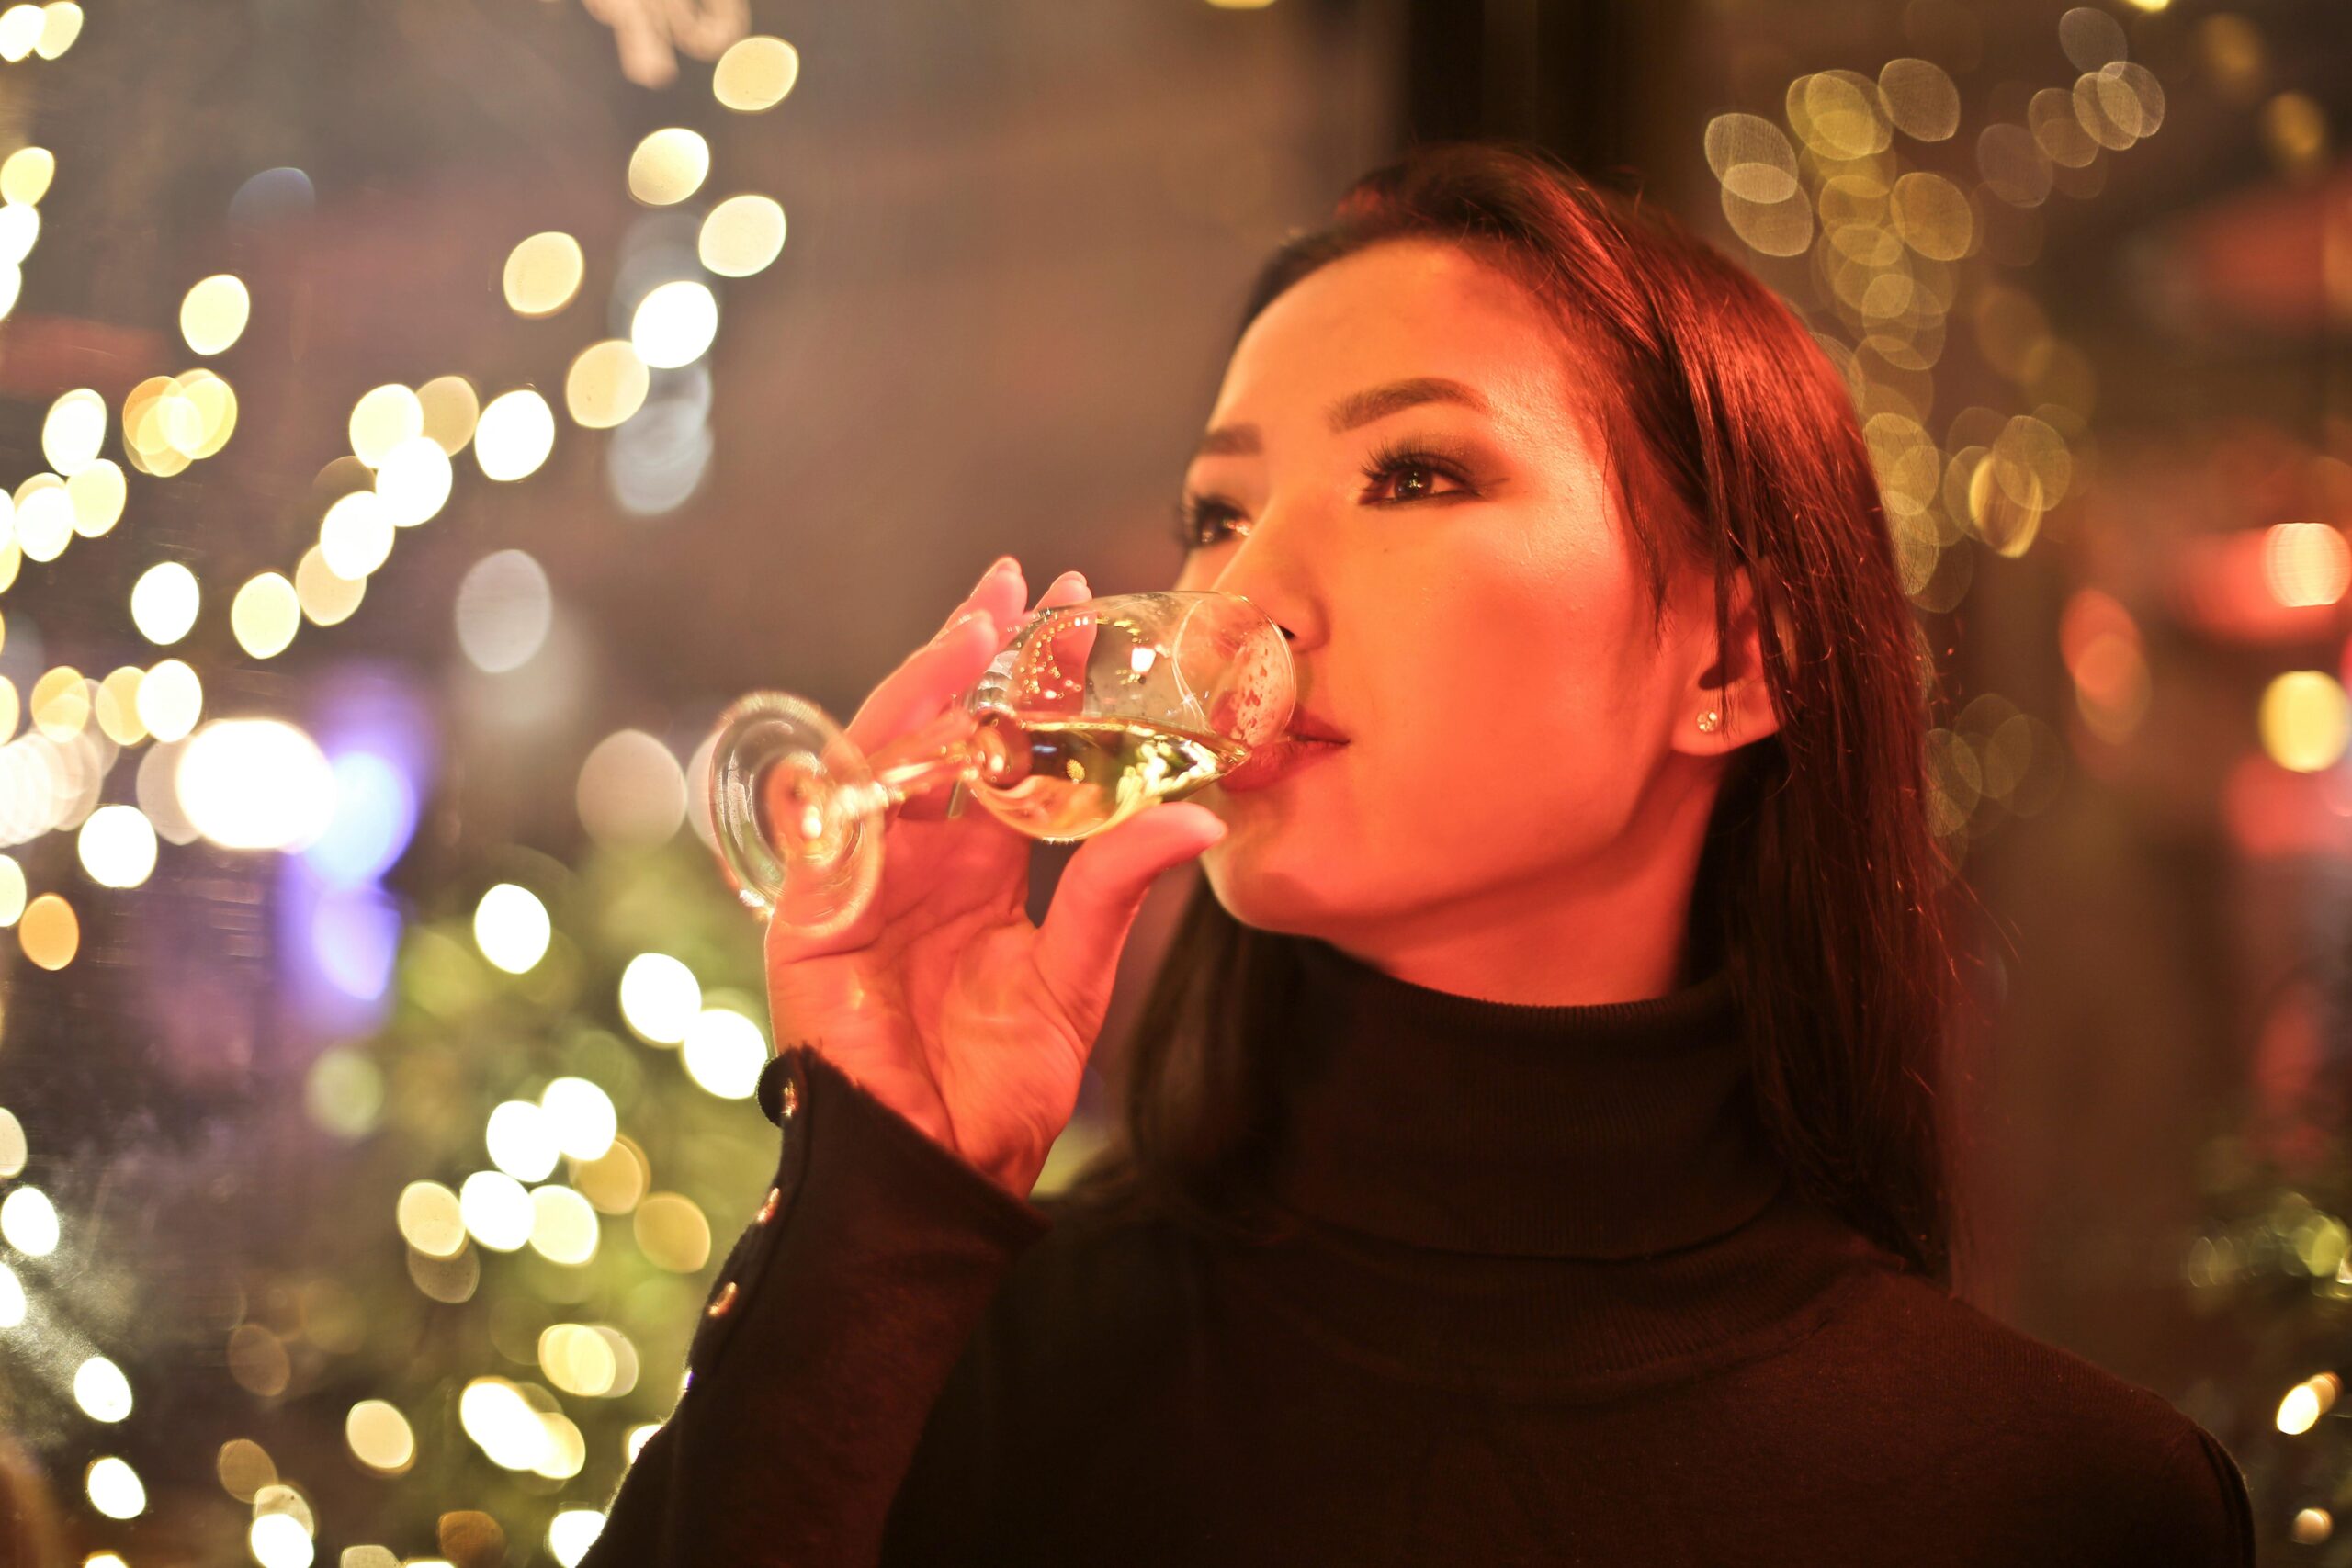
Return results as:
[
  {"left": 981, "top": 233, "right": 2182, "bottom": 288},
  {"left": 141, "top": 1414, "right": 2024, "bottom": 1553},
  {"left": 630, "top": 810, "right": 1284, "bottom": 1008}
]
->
[
  {"left": 1778, "top": 1265, "right": 2254, "bottom": 1562},
  {"left": 1817, "top": 1267, "right": 2212, "bottom": 1428}
]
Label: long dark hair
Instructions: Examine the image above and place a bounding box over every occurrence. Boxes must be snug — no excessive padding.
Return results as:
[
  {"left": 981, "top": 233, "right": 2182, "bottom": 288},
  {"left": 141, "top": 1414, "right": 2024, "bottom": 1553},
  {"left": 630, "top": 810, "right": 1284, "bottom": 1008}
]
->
[{"left": 1062, "top": 140, "right": 1968, "bottom": 1289}]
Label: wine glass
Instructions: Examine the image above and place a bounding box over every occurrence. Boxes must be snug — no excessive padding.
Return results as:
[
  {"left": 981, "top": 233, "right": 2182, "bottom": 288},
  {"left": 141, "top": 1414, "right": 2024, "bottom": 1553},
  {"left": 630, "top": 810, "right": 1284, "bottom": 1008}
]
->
[{"left": 707, "top": 589, "right": 1293, "bottom": 937}]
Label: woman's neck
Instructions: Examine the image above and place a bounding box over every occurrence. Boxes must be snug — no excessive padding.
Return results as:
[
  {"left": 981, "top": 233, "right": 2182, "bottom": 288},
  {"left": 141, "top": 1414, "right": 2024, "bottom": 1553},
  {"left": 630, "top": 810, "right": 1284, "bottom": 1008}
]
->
[{"left": 1318, "top": 761, "right": 1715, "bottom": 1005}]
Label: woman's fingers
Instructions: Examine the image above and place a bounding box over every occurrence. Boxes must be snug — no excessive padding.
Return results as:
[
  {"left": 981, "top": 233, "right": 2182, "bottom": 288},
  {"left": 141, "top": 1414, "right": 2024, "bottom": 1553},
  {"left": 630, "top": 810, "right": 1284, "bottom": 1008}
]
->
[
  {"left": 843, "top": 608, "right": 1001, "bottom": 758},
  {"left": 1032, "top": 801, "right": 1225, "bottom": 1037},
  {"left": 1028, "top": 569, "right": 1090, "bottom": 617},
  {"left": 841, "top": 560, "right": 1093, "bottom": 820},
  {"left": 839, "top": 558, "right": 1026, "bottom": 749}
]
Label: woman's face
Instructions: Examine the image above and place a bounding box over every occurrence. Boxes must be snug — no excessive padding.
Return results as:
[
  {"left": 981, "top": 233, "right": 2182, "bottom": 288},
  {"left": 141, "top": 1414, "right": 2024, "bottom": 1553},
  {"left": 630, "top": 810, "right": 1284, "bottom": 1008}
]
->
[{"left": 1173, "top": 238, "right": 1765, "bottom": 976}]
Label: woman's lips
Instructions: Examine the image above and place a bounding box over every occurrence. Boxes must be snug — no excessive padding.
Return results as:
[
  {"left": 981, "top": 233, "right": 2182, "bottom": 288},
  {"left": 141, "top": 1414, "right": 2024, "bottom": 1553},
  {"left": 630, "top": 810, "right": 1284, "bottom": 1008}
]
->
[{"left": 1219, "top": 735, "right": 1346, "bottom": 793}]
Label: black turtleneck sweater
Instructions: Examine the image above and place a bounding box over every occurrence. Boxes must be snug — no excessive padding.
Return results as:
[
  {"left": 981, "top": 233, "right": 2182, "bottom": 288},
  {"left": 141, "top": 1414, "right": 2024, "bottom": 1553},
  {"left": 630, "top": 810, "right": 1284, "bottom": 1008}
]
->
[{"left": 582, "top": 939, "right": 2256, "bottom": 1565}]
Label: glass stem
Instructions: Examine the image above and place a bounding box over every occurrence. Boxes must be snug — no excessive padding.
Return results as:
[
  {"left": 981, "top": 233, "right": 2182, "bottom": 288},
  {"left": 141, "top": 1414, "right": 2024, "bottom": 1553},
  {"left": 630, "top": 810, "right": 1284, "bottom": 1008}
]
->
[{"left": 853, "top": 705, "right": 1010, "bottom": 818}]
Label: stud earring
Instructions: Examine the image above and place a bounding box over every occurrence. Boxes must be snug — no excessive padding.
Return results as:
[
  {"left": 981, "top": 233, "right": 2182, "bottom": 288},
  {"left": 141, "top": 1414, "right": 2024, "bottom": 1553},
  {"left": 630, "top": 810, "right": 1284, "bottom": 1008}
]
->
[{"left": 1695, "top": 709, "right": 1721, "bottom": 733}]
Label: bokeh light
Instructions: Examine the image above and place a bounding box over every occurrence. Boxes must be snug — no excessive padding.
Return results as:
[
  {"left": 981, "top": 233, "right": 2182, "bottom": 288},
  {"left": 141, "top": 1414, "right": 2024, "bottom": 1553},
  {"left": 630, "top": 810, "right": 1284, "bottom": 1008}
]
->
[
  {"left": 630, "top": 280, "right": 718, "bottom": 369},
  {"left": 626, "top": 129, "right": 710, "bottom": 206},
  {"left": 565, "top": 340, "right": 651, "bottom": 430},
  {"left": 528, "top": 1184, "right": 600, "bottom": 1265},
  {"left": 375, "top": 435, "right": 454, "bottom": 526},
  {"left": 577, "top": 729, "right": 686, "bottom": 848},
  {"left": 318, "top": 491, "right": 394, "bottom": 579},
  {"left": 77, "top": 804, "right": 157, "bottom": 889},
  {"left": 713, "top": 34, "right": 799, "bottom": 111},
  {"left": 180, "top": 274, "right": 251, "bottom": 355},
  {"left": 346, "top": 1401, "right": 416, "bottom": 1474},
  {"left": 73, "top": 1356, "right": 131, "bottom": 1422},
  {"left": 33, "top": 1, "right": 76, "bottom": 58},
  {"left": 682, "top": 1007, "right": 767, "bottom": 1099},
  {"left": 0, "top": 146, "right": 52, "bottom": 205},
  {"left": 698, "top": 195, "right": 786, "bottom": 277},
  {"left": 549, "top": 1509, "right": 608, "bottom": 1567},
  {"left": 66, "top": 459, "right": 125, "bottom": 536},
  {"left": 486, "top": 1100, "right": 560, "bottom": 1183},
  {"left": 216, "top": 1438, "right": 277, "bottom": 1503},
  {"left": 459, "top": 1170, "right": 533, "bottom": 1252},
  {"left": 176, "top": 718, "right": 334, "bottom": 850},
  {"left": 0, "top": 1183, "right": 58, "bottom": 1253},
  {"left": 503, "top": 231, "right": 585, "bottom": 318},
  {"left": 135, "top": 660, "right": 203, "bottom": 742},
  {"left": 474, "top": 389, "right": 556, "bottom": 481},
  {"left": 41, "top": 387, "right": 103, "bottom": 474},
  {"left": 250, "top": 1511, "right": 313, "bottom": 1568},
  {"left": 2260, "top": 672, "right": 2351, "bottom": 773},
  {"left": 473, "top": 883, "right": 551, "bottom": 975},
  {"left": 573, "top": 1134, "right": 649, "bottom": 1214},
  {"left": 455, "top": 549, "right": 553, "bottom": 672},
  {"left": 348, "top": 384, "right": 424, "bottom": 468},
  {"left": 618, "top": 953, "right": 699, "bottom": 1045},
  {"left": 85, "top": 1457, "right": 143, "bottom": 1520},
  {"left": 294, "top": 546, "right": 367, "bottom": 627},
  {"left": 632, "top": 1191, "right": 710, "bottom": 1272},
  {"left": 417, "top": 374, "right": 481, "bottom": 454},
  {"left": 18, "top": 895, "right": 77, "bottom": 971},
  {"left": 232, "top": 571, "right": 302, "bottom": 658},
  {"left": 14, "top": 480, "right": 70, "bottom": 561},
  {"left": 2266, "top": 524, "right": 2352, "bottom": 608},
  {"left": 540, "top": 1077, "right": 617, "bottom": 1161},
  {"left": 395, "top": 1180, "right": 466, "bottom": 1258}
]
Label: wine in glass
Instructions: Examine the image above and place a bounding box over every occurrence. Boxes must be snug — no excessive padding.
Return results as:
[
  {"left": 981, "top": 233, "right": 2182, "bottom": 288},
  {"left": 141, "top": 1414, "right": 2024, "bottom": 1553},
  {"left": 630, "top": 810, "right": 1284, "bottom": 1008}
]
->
[{"left": 707, "top": 589, "right": 1292, "bottom": 938}]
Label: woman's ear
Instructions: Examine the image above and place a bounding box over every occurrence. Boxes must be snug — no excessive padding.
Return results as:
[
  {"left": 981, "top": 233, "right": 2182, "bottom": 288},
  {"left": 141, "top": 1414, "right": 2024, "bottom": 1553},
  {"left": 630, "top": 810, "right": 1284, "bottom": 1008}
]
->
[{"left": 1669, "top": 561, "right": 1784, "bottom": 757}]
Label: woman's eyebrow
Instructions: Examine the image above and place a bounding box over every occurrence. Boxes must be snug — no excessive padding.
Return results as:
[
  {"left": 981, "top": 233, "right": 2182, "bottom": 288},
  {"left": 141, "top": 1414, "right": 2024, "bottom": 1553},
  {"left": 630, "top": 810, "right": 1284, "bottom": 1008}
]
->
[{"left": 1191, "top": 377, "right": 1492, "bottom": 461}]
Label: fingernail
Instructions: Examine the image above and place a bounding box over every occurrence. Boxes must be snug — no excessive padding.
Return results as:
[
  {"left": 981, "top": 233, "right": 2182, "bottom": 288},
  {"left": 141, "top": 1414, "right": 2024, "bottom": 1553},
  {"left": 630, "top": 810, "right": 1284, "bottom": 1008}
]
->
[{"left": 976, "top": 555, "right": 1017, "bottom": 591}]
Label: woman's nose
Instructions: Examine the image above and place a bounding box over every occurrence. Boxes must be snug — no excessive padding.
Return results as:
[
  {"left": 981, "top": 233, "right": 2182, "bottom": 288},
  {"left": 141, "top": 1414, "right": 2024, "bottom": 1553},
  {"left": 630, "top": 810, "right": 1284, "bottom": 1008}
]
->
[{"left": 1203, "top": 516, "right": 1318, "bottom": 649}]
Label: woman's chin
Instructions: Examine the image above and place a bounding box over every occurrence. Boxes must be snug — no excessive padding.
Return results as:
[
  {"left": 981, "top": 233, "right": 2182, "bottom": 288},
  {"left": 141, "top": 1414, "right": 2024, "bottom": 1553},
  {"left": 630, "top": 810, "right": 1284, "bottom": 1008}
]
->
[{"left": 1199, "top": 822, "right": 1347, "bottom": 933}]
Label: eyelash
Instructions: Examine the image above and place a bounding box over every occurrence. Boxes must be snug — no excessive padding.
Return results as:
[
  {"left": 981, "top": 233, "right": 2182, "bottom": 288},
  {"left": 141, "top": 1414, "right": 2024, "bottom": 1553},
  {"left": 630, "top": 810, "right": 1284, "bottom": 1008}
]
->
[{"left": 1170, "top": 439, "right": 1479, "bottom": 551}]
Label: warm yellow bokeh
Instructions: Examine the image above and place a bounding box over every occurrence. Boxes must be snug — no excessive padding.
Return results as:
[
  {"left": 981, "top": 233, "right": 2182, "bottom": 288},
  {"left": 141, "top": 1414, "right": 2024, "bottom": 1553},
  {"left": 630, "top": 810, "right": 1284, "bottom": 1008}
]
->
[
  {"left": 66, "top": 459, "right": 125, "bottom": 537},
  {"left": 2260, "top": 671, "right": 2351, "bottom": 773},
  {"left": 295, "top": 545, "right": 367, "bottom": 627},
  {"left": 417, "top": 374, "right": 481, "bottom": 454},
  {"left": 0, "top": 147, "right": 53, "bottom": 205},
  {"left": 475, "top": 389, "right": 556, "bottom": 481},
  {"left": 231, "top": 572, "right": 302, "bottom": 659},
  {"left": 135, "top": 660, "right": 202, "bottom": 742},
  {"left": 180, "top": 275, "right": 252, "bottom": 355},
  {"left": 626, "top": 129, "right": 709, "bottom": 206},
  {"left": 349, "top": 384, "right": 424, "bottom": 467},
  {"left": 698, "top": 195, "right": 786, "bottom": 278},
  {"left": 19, "top": 892, "right": 77, "bottom": 971},
  {"left": 503, "top": 232, "right": 585, "bottom": 318},
  {"left": 712, "top": 35, "right": 799, "bottom": 111},
  {"left": 564, "top": 340, "right": 650, "bottom": 430}
]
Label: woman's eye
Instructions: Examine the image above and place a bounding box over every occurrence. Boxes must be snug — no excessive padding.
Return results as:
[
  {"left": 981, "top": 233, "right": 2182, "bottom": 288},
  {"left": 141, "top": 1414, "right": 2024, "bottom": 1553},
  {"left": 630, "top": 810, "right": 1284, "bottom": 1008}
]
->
[
  {"left": 1173, "top": 496, "right": 1244, "bottom": 550},
  {"left": 1174, "top": 451, "right": 1471, "bottom": 551},
  {"left": 1363, "top": 455, "right": 1467, "bottom": 505}
]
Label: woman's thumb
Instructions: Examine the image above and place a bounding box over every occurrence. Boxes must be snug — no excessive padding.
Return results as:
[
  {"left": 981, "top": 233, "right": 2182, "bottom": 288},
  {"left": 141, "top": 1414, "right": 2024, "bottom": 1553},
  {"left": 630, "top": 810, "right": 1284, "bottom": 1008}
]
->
[{"left": 1032, "top": 803, "right": 1225, "bottom": 1029}]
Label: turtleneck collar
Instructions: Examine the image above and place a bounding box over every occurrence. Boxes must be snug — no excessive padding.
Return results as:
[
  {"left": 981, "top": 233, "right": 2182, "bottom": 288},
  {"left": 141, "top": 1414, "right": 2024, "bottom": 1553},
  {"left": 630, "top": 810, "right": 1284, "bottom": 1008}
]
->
[{"left": 1264, "top": 936, "right": 1787, "bottom": 1260}]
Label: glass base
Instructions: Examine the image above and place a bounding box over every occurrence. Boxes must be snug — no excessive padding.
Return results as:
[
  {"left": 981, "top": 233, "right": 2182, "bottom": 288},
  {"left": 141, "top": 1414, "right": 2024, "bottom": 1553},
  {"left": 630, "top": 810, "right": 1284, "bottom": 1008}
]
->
[{"left": 708, "top": 692, "right": 884, "bottom": 939}]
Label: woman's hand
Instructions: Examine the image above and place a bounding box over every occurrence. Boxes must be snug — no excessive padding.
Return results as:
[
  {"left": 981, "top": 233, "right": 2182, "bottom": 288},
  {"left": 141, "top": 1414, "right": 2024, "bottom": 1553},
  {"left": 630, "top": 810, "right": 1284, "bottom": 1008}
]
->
[{"left": 762, "top": 558, "right": 1227, "bottom": 1200}]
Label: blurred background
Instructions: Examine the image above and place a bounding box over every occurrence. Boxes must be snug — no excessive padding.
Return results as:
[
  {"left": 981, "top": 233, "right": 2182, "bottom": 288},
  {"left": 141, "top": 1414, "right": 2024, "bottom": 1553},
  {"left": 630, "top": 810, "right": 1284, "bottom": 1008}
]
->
[{"left": 0, "top": 0, "right": 2344, "bottom": 1561}]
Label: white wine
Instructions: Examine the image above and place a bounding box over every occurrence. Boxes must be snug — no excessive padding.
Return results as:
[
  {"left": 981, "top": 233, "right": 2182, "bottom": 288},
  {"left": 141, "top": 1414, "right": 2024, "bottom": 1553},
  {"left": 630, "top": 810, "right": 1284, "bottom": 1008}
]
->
[{"left": 974, "top": 714, "right": 1250, "bottom": 841}]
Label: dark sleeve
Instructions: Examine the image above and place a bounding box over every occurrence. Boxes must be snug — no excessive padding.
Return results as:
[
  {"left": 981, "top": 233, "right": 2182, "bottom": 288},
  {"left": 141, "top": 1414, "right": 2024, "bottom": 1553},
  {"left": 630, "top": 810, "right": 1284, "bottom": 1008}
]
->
[
  {"left": 2126, "top": 1422, "right": 2256, "bottom": 1567},
  {"left": 582, "top": 1043, "right": 1056, "bottom": 1568}
]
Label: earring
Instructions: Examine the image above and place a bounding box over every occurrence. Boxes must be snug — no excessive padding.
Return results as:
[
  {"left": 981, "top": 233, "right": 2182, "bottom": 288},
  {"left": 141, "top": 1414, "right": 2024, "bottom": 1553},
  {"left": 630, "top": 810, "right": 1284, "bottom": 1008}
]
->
[{"left": 1696, "top": 709, "right": 1721, "bottom": 733}]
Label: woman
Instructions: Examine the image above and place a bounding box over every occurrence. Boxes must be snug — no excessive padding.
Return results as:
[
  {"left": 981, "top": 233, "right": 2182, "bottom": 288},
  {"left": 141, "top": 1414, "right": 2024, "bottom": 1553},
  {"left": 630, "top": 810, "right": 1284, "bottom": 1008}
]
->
[{"left": 583, "top": 141, "right": 2254, "bottom": 1564}]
